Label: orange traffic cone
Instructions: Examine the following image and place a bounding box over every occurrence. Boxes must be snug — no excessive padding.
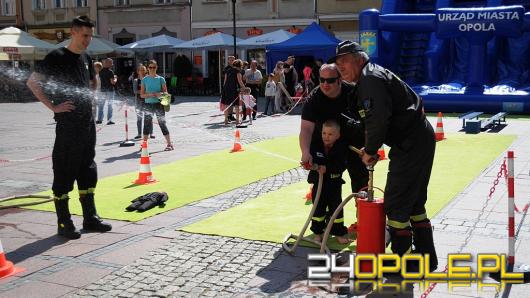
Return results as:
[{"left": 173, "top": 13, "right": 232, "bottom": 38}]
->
[
  {"left": 377, "top": 145, "right": 386, "bottom": 160},
  {"left": 230, "top": 129, "right": 243, "bottom": 153},
  {"left": 134, "top": 141, "right": 157, "bottom": 185},
  {"left": 0, "top": 239, "right": 23, "bottom": 279},
  {"left": 305, "top": 185, "right": 313, "bottom": 201},
  {"left": 435, "top": 112, "right": 445, "bottom": 141},
  {"left": 348, "top": 223, "right": 358, "bottom": 234}
]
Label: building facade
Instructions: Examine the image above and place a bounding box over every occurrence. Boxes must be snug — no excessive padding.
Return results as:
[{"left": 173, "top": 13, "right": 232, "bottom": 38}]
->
[
  {"left": 192, "top": 0, "right": 315, "bottom": 81},
  {"left": 97, "top": 0, "right": 190, "bottom": 76},
  {"left": 21, "top": 0, "right": 96, "bottom": 43},
  {"left": 1, "top": 0, "right": 23, "bottom": 29},
  {"left": 317, "top": 0, "right": 381, "bottom": 42}
]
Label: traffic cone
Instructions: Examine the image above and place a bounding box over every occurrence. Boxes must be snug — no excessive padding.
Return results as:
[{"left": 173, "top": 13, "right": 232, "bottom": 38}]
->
[
  {"left": 0, "top": 239, "right": 22, "bottom": 279},
  {"left": 348, "top": 223, "right": 358, "bottom": 234},
  {"left": 230, "top": 129, "right": 243, "bottom": 153},
  {"left": 305, "top": 185, "right": 313, "bottom": 201},
  {"left": 377, "top": 145, "right": 386, "bottom": 160},
  {"left": 435, "top": 112, "right": 445, "bottom": 141},
  {"left": 134, "top": 141, "right": 157, "bottom": 185}
]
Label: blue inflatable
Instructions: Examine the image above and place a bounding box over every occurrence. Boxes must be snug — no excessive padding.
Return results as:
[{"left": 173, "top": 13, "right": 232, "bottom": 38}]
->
[{"left": 359, "top": 1, "right": 530, "bottom": 114}]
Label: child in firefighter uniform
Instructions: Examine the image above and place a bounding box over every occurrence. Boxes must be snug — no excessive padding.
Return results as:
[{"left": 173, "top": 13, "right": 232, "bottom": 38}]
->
[{"left": 307, "top": 120, "right": 351, "bottom": 244}]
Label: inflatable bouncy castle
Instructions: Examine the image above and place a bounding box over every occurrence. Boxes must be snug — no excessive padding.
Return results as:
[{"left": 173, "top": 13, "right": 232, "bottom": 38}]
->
[{"left": 359, "top": 0, "right": 530, "bottom": 114}]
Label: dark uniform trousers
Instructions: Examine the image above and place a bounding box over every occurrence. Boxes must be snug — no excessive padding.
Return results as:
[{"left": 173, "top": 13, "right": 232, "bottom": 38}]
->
[
  {"left": 310, "top": 177, "right": 348, "bottom": 236},
  {"left": 385, "top": 118, "right": 438, "bottom": 270},
  {"left": 52, "top": 119, "right": 97, "bottom": 198}
]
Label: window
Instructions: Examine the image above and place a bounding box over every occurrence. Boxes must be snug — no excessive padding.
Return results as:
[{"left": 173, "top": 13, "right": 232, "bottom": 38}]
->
[
  {"left": 75, "top": 0, "right": 88, "bottom": 7},
  {"left": 55, "top": 0, "right": 65, "bottom": 8},
  {"left": 34, "top": 0, "right": 46, "bottom": 9},
  {"left": 115, "top": 0, "right": 131, "bottom": 6},
  {"left": 154, "top": 0, "right": 172, "bottom": 4},
  {"left": 2, "top": 0, "right": 16, "bottom": 15}
]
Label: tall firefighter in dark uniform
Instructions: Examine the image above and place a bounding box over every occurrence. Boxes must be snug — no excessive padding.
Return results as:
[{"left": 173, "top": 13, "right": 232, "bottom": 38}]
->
[
  {"left": 331, "top": 41, "right": 438, "bottom": 271},
  {"left": 27, "top": 16, "right": 112, "bottom": 239}
]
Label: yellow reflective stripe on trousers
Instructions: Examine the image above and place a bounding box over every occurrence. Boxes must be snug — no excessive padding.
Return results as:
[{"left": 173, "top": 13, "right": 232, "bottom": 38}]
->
[
  {"left": 410, "top": 213, "right": 427, "bottom": 222},
  {"left": 387, "top": 219, "right": 410, "bottom": 229},
  {"left": 312, "top": 215, "right": 326, "bottom": 222},
  {"left": 54, "top": 194, "right": 69, "bottom": 200},
  {"left": 79, "top": 188, "right": 96, "bottom": 195},
  {"left": 334, "top": 217, "right": 344, "bottom": 223}
]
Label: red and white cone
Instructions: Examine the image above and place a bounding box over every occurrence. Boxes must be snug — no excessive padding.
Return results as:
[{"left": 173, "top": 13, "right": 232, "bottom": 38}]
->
[
  {"left": 0, "top": 239, "right": 23, "bottom": 279},
  {"left": 435, "top": 112, "right": 445, "bottom": 141},
  {"left": 230, "top": 129, "right": 243, "bottom": 153},
  {"left": 134, "top": 141, "right": 157, "bottom": 184}
]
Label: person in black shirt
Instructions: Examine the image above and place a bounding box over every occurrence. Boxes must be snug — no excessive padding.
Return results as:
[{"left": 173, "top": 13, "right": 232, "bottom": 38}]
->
[
  {"left": 300, "top": 64, "right": 368, "bottom": 194},
  {"left": 27, "top": 16, "right": 112, "bottom": 239},
  {"left": 331, "top": 40, "right": 437, "bottom": 271},
  {"left": 307, "top": 120, "right": 351, "bottom": 244},
  {"left": 96, "top": 58, "right": 117, "bottom": 125}
]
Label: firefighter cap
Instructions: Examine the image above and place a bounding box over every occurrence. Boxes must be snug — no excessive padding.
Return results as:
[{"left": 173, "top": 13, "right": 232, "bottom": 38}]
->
[{"left": 328, "top": 40, "right": 364, "bottom": 63}]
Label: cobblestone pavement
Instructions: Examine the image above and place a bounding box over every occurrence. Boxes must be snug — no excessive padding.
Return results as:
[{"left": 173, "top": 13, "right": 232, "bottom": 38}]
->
[{"left": 1, "top": 98, "right": 530, "bottom": 297}]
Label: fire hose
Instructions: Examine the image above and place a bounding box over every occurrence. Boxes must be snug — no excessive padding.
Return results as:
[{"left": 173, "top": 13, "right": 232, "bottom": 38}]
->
[
  {"left": 282, "top": 163, "right": 331, "bottom": 255},
  {"left": 0, "top": 195, "right": 54, "bottom": 210}
]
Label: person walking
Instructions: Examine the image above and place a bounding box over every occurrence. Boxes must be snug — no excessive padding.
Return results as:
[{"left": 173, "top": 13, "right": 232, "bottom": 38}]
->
[
  {"left": 220, "top": 59, "right": 245, "bottom": 125},
  {"left": 132, "top": 64, "right": 154, "bottom": 139},
  {"left": 331, "top": 40, "right": 438, "bottom": 271},
  {"left": 26, "top": 16, "right": 112, "bottom": 239},
  {"left": 96, "top": 58, "right": 117, "bottom": 125}
]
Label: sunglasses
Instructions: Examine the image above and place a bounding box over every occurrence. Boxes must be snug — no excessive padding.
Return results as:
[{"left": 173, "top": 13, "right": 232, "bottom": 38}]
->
[
  {"left": 319, "top": 77, "right": 339, "bottom": 84},
  {"left": 148, "top": 66, "right": 157, "bottom": 69}
]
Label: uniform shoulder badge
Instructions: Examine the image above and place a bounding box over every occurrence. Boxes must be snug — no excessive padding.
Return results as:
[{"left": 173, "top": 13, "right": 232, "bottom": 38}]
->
[{"left": 363, "top": 98, "right": 373, "bottom": 111}]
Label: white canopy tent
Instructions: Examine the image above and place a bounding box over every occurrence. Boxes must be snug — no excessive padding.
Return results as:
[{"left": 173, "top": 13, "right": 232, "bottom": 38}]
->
[
  {"left": 55, "top": 36, "right": 128, "bottom": 56},
  {"left": 118, "top": 34, "right": 185, "bottom": 77},
  {"left": 0, "top": 26, "right": 55, "bottom": 61},
  {"left": 238, "top": 30, "right": 295, "bottom": 49},
  {"left": 174, "top": 32, "right": 243, "bottom": 94}
]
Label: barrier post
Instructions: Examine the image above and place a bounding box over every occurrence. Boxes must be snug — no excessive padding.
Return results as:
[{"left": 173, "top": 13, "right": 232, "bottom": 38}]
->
[
  {"left": 507, "top": 151, "right": 515, "bottom": 267},
  {"left": 120, "top": 103, "right": 135, "bottom": 147}
]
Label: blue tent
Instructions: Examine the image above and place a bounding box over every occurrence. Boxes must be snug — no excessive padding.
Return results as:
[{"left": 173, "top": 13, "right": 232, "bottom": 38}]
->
[{"left": 266, "top": 22, "right": 341, "bottom": 71}]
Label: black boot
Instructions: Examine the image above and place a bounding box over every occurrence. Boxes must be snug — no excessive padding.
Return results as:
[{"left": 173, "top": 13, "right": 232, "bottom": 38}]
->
[
  {"left": 412, "top": 220, "right": 438, "bottom": 272},
  {"left": 54, "top": 198, "right": 81, "bottom": 239},
  {"left": 80, "top": 194, "right": 112, "bottom": 232},
  {"left": 388, "top": 226, "right": 416, "bottom": 272}
]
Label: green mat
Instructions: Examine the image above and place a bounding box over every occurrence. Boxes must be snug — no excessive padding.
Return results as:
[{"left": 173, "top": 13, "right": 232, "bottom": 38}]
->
[
  {"left": 13, "top": 136, "right": 301, "bottom": 221},
  {"left": 182, "top": 134, "right": 515, "bottom": 249}
]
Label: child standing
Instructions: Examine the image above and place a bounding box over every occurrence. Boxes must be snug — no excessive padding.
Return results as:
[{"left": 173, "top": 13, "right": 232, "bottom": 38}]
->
[
  {"left": 307, "top": 120, "right": 351, "bottom": 244},
  {"left": 263, "top": 74, "right": 276, "bottom": 115},
  {"left": 239, "top": 87, "right": 256, "bottom": 125}
]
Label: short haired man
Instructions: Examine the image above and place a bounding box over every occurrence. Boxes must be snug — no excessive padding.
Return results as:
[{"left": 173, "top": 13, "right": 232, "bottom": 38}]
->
[
  {"left": 96, "top": 58, "right": 117, "bottom": 125},
  {"left": 331, "top": 40, "right": 438, "bottom": 271},
  {"left": 244, "top": 60, "right": 263, "bottom": 120},
  {"left": 27, "top": 16, "right": 112, "bottom": 239},
  {"left": 300, "top": 63, "right": 368, "bottom": 195},
  {"left": 283, "top": 55, "right": 298, "bottom": 98}
]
